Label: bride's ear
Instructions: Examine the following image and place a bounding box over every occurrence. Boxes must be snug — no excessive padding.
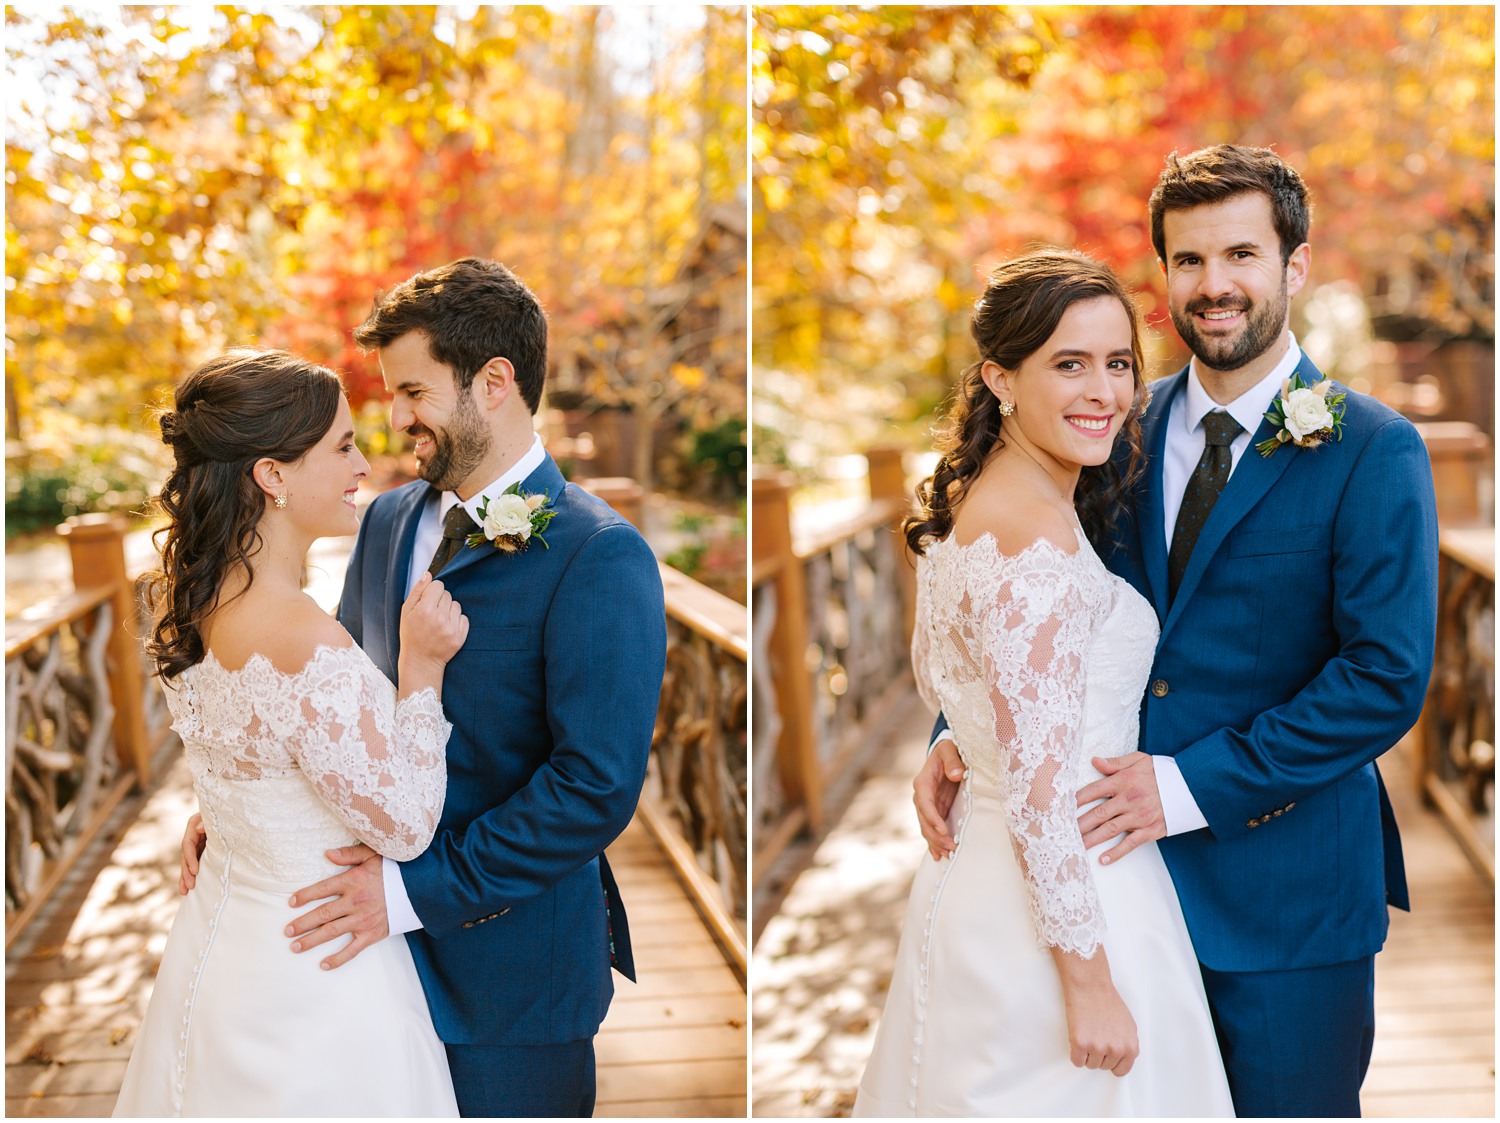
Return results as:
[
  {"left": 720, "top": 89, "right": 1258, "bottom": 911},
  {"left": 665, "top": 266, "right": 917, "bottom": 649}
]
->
[
  {"left": 979, "top": 360, "right": 1013, "bottom": 409},
  {"left": 252, "top": 458, "right": 287, "bottom": 502}
]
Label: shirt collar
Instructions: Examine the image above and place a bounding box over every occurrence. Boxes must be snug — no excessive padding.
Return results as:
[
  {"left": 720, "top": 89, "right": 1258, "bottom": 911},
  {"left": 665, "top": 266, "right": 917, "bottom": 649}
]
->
[
  {"left": 436, "top": 433, "right": 547, "bottom": 523},
  {"left": 1181, "top": 332, "right": 1303, "bottom": 439}
]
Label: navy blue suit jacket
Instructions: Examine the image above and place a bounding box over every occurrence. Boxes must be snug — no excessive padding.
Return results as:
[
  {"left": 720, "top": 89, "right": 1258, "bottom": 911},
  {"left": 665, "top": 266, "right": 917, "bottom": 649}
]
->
[
  {"left": 935, "top": 354, "right": 1437, "bottom": 973},
  {"left": 339, "top": 452, "right": 666, "bottom": 1045}
]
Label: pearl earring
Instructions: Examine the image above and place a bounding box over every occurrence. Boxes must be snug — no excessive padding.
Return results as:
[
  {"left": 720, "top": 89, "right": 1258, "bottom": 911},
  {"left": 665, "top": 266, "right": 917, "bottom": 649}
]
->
[
  {"left": 997, "top": 400, "right": 1015, "bottom": 417},
  {"left": 273, "top": 493, "right": 288, "bottom": 510}
]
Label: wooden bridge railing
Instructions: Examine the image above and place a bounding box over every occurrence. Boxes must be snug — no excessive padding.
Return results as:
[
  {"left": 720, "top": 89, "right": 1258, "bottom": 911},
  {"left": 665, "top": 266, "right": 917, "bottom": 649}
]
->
[
  {"left": 646, "top": 563, "right": 749, "bottom": 981},
  {"left": 1418, "top": 526, "right": 1495, "bottom": 882},
  {"left": 751, "top": 448, "right": 916, "bottom": 886},
  {"left": 5, "top": 515, "right": 177, "bottom": 947}
]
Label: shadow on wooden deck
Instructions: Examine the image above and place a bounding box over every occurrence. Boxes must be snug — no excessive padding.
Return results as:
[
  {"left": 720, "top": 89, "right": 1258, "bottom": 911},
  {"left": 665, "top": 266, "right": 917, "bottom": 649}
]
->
[
  {"left": 4, "top": 754, "right": 746, "bottom": 1118},
  {"left": 751, "top": 688, "right": 1495, "bottom": 1118}
]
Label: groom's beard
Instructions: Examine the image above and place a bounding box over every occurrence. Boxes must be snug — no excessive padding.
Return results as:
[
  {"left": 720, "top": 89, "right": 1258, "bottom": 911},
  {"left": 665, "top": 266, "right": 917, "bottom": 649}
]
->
[
  {"left": 1170, "top": 275, "right": 1289, "bottom": 373},
  {"left": 411, "top": 393, "right": 492, "bottom": 492}
]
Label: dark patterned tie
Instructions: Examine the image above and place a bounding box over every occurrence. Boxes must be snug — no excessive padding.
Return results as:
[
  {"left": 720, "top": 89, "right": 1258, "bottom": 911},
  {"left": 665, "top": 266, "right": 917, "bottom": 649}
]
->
[
  {"left": 1168, "top": 410, "right": 1244, "bottom": 599},
  {"left": 427, "top": 502, "right": 478, "bottom": 577}
]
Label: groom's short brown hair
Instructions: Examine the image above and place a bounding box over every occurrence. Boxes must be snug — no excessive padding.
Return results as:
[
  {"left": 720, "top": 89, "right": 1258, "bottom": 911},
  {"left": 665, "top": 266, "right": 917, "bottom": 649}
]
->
[
  {"left": 1148, "top": 145, "right": 1312, "bottom": 267},
  {"left": 354, "top": 257, "right": 548, "bottom": 414}
]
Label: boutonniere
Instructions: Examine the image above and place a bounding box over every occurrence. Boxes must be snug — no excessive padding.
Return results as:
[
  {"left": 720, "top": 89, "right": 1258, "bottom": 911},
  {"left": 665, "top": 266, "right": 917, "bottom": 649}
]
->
[
  {"left": 1255, "top": 373, "right": 1347, "bottom": 457},
  {"left": 465, "top": 484, "right": 558, "bottom": 554}
]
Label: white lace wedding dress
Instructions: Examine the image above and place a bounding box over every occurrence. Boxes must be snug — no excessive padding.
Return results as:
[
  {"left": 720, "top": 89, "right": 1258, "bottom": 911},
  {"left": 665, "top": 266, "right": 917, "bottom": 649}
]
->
[
  {"left": 854, "top": 529, "right": 1233, "bottom": 1117},
  {"left": 113, "top": 643, "right": 459, "bottom": 1117}
]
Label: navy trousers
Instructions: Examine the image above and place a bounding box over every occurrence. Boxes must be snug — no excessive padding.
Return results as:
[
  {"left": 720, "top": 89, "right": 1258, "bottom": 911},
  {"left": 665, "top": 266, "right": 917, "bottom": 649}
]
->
[
  {"left": 445, "top": 1039, "right": 595, "bottom": 1118},
  {"left": 1200, "top": 956, "right": 1376, "bottom": 1118}
]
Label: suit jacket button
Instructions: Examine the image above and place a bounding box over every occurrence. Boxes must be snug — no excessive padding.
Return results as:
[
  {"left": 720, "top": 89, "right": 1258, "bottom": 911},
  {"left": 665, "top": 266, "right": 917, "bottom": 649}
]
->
[
  {"left": 462, "top": 921, "right": 474, "bottom": 928},
  {"left": 1272, "top": 808, "right": 1283, "bottom": 817},
  {"left": 1150, "top": 679, "right": 1169, "bottom": 698},
  {"left": 1246, "top": 819, "right": 1258, "bottom": 829}
]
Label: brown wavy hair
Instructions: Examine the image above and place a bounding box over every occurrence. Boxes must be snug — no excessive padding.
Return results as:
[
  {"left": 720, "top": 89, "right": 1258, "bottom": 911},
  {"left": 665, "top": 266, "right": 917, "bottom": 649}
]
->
[
  {"left": 146, "top": 349, "right": 343, "bottom": 679},
  {"left": 904, "top": 250, "right": 1149, "bottom": 556}
]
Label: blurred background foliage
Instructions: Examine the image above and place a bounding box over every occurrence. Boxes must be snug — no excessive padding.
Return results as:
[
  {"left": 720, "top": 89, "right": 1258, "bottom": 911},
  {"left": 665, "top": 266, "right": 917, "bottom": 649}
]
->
[
  {"left": 7, "top": 5, "right": 747, "bottom": 536},
  {"left": 752, "top": 5, "right": 1494, "bottom": 475}
]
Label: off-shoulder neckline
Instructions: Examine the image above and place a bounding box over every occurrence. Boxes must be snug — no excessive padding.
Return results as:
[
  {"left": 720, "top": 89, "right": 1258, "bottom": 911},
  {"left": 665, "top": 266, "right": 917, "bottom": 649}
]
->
[
  {"left": 935, "top": 525, "right": 1089, "bottom": 563},
  {"left": 197, "top": 642, "right": 359, "bottom": 678}
]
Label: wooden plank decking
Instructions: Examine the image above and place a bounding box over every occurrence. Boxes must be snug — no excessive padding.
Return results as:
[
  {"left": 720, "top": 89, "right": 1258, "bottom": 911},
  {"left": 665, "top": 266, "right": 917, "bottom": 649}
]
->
[
  {"left": 4, "top": 754, "right": 746, "bottom": 1117},
  {"left": 752, "top": 688, "right": 1495, "bottom": 1118}
]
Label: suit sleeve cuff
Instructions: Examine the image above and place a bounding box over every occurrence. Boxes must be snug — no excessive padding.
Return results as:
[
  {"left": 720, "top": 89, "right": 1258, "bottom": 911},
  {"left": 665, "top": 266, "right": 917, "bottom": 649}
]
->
[
  {"left": 1152, "top": 755, "right": 1208, "bottom": 836},
  {"left": 382, "top": 857, "right": 424, "bottom": 936}
]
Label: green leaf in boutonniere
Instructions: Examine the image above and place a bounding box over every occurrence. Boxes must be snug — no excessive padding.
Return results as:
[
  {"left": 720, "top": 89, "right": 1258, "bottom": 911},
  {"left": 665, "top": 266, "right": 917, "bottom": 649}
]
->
[{"left": 1255, "top": 372, "right": 1347, "bottom": 457}]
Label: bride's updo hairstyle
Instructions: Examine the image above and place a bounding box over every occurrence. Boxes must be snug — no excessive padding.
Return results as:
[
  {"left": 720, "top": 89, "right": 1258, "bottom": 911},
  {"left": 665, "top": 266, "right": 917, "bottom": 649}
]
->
[
  {"left": 146, "top": 348, "right": 343, "bottom": 680},
  {"left": 904, "top": 250, "right": 1149, "bottom": 556}
]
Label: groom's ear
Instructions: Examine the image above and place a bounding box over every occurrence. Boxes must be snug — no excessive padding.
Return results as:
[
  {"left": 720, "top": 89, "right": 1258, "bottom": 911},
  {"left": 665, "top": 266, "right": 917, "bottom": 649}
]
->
[{"left": 474, "top": 357, "right": 518, "bottom": 414}]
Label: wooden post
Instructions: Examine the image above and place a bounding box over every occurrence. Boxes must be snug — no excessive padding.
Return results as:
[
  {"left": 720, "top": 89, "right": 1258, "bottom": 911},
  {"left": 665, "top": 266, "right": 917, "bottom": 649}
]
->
[
  {"left": 752, "top": 471, "right": 822, "bottom": 833},
  {"left": 57, "top": 514, "right": 151, "bottom": 786},
  {"left": 865, "top": 446, "right": 917, "bottom": 646},
  {"left": 580, "top": 477, "right": 645, "bottom": 530}
]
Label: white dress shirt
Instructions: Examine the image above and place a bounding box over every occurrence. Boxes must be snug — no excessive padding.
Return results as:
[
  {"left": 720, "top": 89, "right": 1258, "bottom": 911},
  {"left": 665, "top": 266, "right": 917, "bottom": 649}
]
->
[
  {"left": 383, "top": 432, "right": 548, "bottom": 935},
  {"left": 1149, "top": 335, "right": 1303, "bottom": 836}
]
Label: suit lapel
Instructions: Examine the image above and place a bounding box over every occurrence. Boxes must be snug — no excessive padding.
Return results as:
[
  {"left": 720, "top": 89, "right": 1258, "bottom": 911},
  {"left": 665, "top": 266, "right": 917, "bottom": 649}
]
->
[
  {"left": 1159, "top": 355, "right": 1320, "bottom": 641},
  {"left": 387, "top": 482, "right": 436, "bottom": 640},
  {"left": 439, "top": 453, "right": 569, "bottom": 583},
  {"left": 1138, "top": 373, "right": 1184, "bottom": 621}
]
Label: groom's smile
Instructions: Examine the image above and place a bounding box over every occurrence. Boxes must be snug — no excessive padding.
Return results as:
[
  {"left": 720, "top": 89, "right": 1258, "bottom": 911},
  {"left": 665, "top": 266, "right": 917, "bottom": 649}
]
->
[{"left": 380, "top": 330, "right": 494, "bottom": 493}]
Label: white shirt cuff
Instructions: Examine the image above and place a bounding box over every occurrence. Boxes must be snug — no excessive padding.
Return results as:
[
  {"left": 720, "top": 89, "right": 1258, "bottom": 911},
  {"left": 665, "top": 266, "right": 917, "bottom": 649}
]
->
[
  {"left": 1152, "top": 755, "right": 1208, "bottom": 835},
  {"left": 930, "top": 728, "right": 955, "bottom": 753},
  {"left": 381, "top": 856, "right": 423, "bottom": 936}
]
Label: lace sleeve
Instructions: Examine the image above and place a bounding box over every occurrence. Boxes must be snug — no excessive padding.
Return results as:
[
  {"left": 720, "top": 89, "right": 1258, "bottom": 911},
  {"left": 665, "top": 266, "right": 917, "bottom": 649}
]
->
[
  {"left": 911, "top": 556, "right": 941, "bottom": 713},
  {"left": 290, "top": 648, "right": 451, "bottom": 862},
  {"left": 980, "top": 559, "right": 1105, "bottom": 958}
]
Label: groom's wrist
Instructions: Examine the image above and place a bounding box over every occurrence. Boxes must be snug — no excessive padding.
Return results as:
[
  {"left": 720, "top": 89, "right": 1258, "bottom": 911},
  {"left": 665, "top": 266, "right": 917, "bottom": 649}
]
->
[
  {"left": 1152, "top": 756, "right": 1208, "bottom": 835},
  {"left": 381, "top": 855, "right": 424, "bottom": 935}
]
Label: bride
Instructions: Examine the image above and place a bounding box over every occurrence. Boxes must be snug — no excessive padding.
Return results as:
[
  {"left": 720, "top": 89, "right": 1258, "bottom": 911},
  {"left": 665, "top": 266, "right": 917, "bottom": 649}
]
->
[
  {"left": 113, "top": 348, "right": 466, "bottom": 1116},
  {"left": 853, "top": 252, "right": 1233, "bottom": 1117}
]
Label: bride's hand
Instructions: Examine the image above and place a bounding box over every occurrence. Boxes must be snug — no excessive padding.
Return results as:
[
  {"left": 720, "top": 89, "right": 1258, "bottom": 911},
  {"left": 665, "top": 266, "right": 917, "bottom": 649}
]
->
[
  {"left": 399, "top": 573, "right": 469, "bottom": 668},
  {"left": 1062, "top": 979, "right": 1140, "bottom": 1077},
  {"left": 1052, "top": 948, "right": 1140, "bottom": 1077}
]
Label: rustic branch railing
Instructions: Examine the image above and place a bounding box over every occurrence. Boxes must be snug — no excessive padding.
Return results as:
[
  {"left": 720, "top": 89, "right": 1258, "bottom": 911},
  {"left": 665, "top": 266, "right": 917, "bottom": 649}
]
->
[
  {"left": 751, "top": 449, "right": 915, "bottom": 887},
  {"left": 5, "top": 515, "right": 177, "bottom": 947},
  {"left": 645, "top": 563, "right": 749, "bottom": 980},
  {"left": 1418, "top": 526, "right": 1495, "bottom": 882}
]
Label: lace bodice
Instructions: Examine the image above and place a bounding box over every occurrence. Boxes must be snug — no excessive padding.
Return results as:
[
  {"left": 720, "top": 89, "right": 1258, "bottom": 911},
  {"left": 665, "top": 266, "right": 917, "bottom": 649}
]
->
[
  {"left": 913, "top": 528, "right": 1159, "bottom": 958},
  {"left": 163, "top": 643, "right": 451, "bottom": 883}
]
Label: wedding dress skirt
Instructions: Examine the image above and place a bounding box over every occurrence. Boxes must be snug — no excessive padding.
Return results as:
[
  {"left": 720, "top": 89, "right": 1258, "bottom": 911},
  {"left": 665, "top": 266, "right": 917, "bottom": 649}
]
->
[
  {"left": 854, "top": 531, "right": 1232, "bottom": 1117},
  {"left": 113, "top": 645, "right": 458, "bottom": 1117},
  {"left": 113, "top": 837, "right": 457, "bottom": 1117}
]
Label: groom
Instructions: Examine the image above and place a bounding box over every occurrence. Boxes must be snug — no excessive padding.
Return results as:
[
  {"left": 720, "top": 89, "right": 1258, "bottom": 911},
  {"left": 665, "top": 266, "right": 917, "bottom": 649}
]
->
[
  {"left": 286, "top": 257, "right": 665, "bottom": 1115},
  {"left": 915, "top": 146, "right": 1438, "bottom": 1117}
]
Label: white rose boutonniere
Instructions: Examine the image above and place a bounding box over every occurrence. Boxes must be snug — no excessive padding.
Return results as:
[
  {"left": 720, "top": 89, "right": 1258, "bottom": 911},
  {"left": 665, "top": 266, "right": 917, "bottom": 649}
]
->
[
  {"left": 1255, "top": 373, "right": 1347, "bottom": 457},
  {"left": 466, "top": 484, "right": 557, "bottom": 554}
]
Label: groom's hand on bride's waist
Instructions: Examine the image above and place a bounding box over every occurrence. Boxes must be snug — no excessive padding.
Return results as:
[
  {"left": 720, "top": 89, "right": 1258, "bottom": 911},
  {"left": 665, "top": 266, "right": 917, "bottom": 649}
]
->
[
  {"left": 1076, "top": 753, "right": 1166, "bottom": 865},
  {"left": 286, "top": 843, "right": 390, "bottom": 970}
]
